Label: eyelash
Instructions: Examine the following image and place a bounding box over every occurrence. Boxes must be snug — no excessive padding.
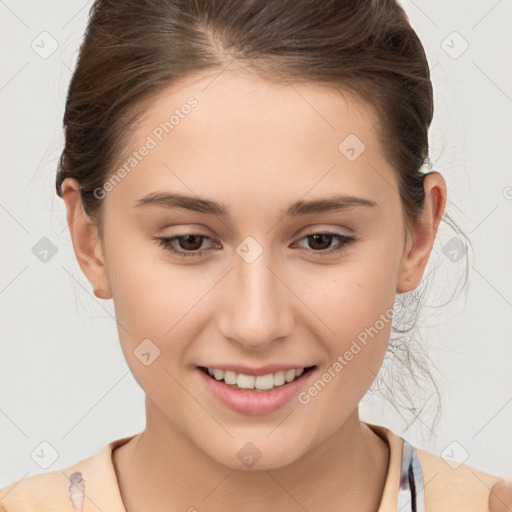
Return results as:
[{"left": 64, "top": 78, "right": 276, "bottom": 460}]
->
[{"left": 153, "top": 232, "right": 357, "bottom": 259}]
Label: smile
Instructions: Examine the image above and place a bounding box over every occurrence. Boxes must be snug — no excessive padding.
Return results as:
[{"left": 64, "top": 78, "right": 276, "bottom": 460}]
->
[
  {"left": 200, "top": 366, "right": 316, "bottom": 391},
  {"left": 196, "top": 365, "right": 318, "bottom": 416}
]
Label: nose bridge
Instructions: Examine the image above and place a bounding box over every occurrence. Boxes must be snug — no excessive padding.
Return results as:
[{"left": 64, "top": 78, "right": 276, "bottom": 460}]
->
[{"left": 217, "top": 243, "right": 293, "bottom": 350}]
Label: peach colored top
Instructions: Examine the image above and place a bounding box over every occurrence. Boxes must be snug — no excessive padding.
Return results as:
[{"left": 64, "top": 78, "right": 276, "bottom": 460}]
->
[{"left": 0, "top": 422, "right": 504, "bottom": 511}]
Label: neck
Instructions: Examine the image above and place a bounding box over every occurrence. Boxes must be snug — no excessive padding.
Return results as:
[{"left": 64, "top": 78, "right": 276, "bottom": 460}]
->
[{"left": 113, "top": 400, "right": 389, "bottom": 512}]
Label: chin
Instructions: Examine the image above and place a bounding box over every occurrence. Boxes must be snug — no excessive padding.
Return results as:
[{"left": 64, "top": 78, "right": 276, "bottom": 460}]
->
[{"left": 203, "top": 436, "right": 307, "bottom": 472}]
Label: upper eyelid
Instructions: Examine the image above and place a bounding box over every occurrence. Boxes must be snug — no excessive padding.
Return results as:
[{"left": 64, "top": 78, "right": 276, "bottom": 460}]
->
[{"left": 159, "top": 223, "right": 354, "bottom": 238}]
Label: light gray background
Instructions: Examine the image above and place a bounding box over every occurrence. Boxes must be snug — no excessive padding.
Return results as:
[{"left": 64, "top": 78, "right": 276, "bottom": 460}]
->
[{"left": 1, "top": 0, "right": 511, "bottom": 487}]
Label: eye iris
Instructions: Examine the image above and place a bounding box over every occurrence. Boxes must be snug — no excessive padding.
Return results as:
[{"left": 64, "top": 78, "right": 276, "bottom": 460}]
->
[
  {"left": 308, "top": 234, "right": 332, "bottom": 251},
  {"left": 179, "top": 235, "right": 203, "bottom": 251}
]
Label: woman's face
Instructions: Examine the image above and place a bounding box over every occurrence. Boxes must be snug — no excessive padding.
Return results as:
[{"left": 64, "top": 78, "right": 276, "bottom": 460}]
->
[{"left": 66, "top": 70, "right": 437, "bottom": 470}]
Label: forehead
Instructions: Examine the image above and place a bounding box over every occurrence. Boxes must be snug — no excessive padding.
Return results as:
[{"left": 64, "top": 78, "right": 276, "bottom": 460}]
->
[{"left": 106, "top": 70, "right": 397, "bottom": 219}]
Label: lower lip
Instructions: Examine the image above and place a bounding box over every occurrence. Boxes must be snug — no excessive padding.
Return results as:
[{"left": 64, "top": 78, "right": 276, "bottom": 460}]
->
[{"left": 196, "top": 366, "right": 317, "bottom": 416}]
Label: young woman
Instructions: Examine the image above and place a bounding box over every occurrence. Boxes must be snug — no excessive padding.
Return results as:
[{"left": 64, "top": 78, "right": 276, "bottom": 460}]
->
[{"left": 1, "top": 1, "right": 510, "bottom": 511}]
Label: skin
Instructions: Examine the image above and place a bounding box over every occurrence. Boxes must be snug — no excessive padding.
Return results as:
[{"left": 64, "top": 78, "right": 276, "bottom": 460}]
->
[
  {"left": 490, "top": 480, "right": 512, "bottom": 512},
  {"left": 61, "top": 70, "right": 448, "bottom": 511}
]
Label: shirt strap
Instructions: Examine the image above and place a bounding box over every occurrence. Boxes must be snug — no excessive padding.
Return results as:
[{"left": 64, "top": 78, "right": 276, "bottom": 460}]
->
[{"left": 396, "top": 439, "right": 427, "bottom": 512}]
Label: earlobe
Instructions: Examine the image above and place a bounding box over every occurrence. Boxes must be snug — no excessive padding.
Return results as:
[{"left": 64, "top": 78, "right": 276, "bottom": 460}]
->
[
  {"left": 396, "top": 171, "right": 447, "bottom": 294},
  {"left": 60, "top": 178, "right": 113, "bottom": 300}
]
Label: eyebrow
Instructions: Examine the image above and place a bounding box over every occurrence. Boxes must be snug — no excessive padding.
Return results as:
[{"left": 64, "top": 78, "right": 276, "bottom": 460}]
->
[{"left": 133, "top": 191, "right": 378, "bottom": 218}]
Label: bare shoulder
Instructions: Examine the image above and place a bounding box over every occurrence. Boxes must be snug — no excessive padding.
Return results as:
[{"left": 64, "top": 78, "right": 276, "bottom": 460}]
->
[{"left": 416, "top": 447, "right": 505, "bottom": 512}]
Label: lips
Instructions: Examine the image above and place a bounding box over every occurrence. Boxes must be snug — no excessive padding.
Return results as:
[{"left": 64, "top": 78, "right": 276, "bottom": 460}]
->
[{"left": 196, "top": 364, "right": 318, "bottom": 416}]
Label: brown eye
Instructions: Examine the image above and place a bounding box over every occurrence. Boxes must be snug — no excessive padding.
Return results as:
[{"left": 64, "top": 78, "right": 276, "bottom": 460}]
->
[
  {"left": 306, "top": 234, "right": 334, "bottom": 251},
  {"left": 154, "top": 234, "right": 213, "bottom": 258},
  {"left": 294, "top": 232, "right": 357, "bottom": 256},
  {"left": 153, "top": 231, "right": 357, "bottom": 260},
  {"left": 176, "top": 234, "right": 204, "bottom": 251}
]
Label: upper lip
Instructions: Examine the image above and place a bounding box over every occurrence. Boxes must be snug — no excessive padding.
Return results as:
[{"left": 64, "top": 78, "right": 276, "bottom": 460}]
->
[{"left": 198, "top": 364, "right": 316, "bottom": 377}]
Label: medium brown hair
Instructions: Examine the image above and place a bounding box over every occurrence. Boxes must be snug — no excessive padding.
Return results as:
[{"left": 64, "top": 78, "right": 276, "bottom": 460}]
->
[{"left": 55, "top": 0, "right": 470, "bottom": 431}]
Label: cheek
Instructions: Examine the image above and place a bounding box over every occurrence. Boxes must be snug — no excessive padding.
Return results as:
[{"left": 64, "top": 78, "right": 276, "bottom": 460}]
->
[
  {"left": 106, "top": 232, "right": 185, "bottom": 332},
  {"left": 106, "top": 240, "right": 218, "bottom": 378},
  {"left": 297, "top": 259, "right": 395, "bottom": 396},
  {"left": 302, "top": 255, "right": 396, "bottom": 341},
  {"left": 107, "top": 256, "right": 195, "bottom": 400},
  {"left": 297, "top": 293, "right": 392, "bottom": 425}
]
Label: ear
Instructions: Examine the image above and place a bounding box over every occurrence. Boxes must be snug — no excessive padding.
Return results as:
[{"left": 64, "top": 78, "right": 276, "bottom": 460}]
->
[
  {"left": 396, "top": 171, "right": 447, "bottom": 294},
  {"left": 60, "top": 178, "right": 112, "bottom": 300}
]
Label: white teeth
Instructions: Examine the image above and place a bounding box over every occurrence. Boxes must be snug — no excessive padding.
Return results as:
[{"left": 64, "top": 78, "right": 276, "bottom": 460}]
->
[
  {"left": 255, "top": 374, "right": 274, "bottom": 390},
  {"left": 223, "top": 370, "right": 237, "bottom": 385},
  {"left": 237, "top": 373, "right": 255, "bottom": 389},
  {"left": 213, "top": 369, "right": 224, "bottom": 380},
  {"left": 273, "top": 370, "right": 285, "bottom": 386},
  {"left": 204, "top": 366, "right": 310, "bottom": 390},
  {"left": 285, "top": 369, "right": 296, "bottom": 383}
]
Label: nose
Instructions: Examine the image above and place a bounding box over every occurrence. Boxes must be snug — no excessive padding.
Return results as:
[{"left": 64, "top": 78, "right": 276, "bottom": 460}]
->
[{"left": 216, "top": 247, "right": 294, "bottom": 352}]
